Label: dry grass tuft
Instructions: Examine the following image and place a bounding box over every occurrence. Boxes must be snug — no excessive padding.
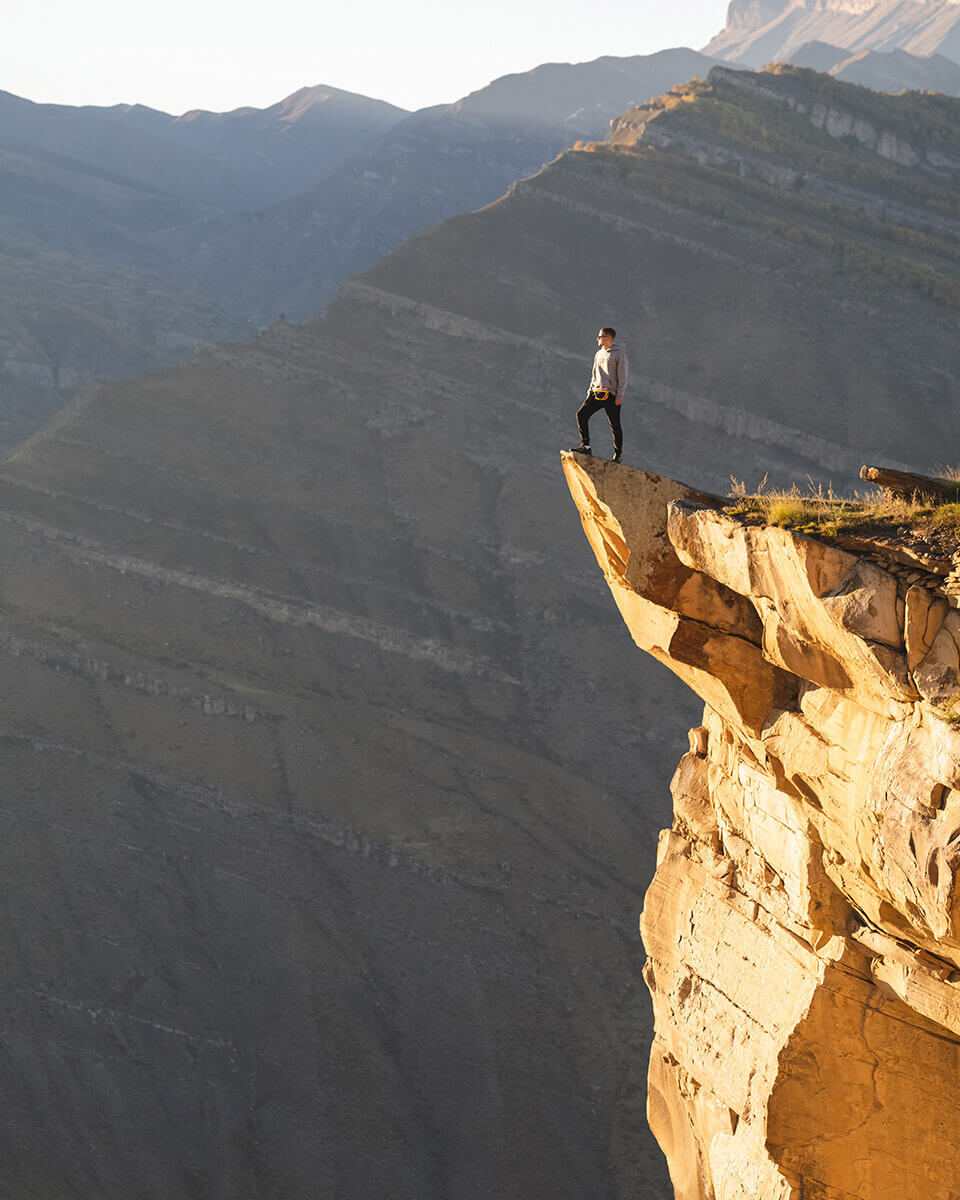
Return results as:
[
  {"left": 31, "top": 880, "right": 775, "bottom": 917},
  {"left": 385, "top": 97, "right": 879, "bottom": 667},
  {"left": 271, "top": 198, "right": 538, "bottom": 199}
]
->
[
  {"left": 766, "top": 494, "right": 811, "bottom": 528},
  {"left": 935, "top": 694, "right": 960, "bottom": 726},
  {"left": 929, "top": 502, "right": 960, "bottom": 534},
  {"left": 725, "top": 468, "right": 960, "bottom": 545}
]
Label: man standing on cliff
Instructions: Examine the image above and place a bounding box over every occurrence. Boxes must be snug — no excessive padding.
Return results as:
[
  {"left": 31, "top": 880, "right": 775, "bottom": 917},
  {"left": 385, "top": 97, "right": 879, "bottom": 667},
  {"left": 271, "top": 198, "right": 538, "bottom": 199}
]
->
[{"left": 569, "top": 327, "right": 628, "bottom": 463}]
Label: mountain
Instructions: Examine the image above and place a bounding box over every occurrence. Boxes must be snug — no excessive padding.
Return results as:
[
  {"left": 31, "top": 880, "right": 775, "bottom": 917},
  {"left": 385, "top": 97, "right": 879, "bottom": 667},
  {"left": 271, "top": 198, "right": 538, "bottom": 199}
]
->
[
  {"left": 93, "top": 85, "right": 409, "bottom": 208},
  {"left": 790, "top": 39, "right": 960, "bottom": 90},
  {"left": 705, "top": 0, "right": 960, "bottom": 67},
  {"left": 831, "top": 45, "right": 960, "bottom": 90},
  {"left": 0, "top": 84, "right": 406, "bottom": 455},
  {"left": 0, "top": 87, "right": 257, "bottom": 454},
  {"left": 0, "top": 57, "right": 727, "bottom": 458},
  {"left": 0, "top": 88, "right": 251, "bottom": 259},
  {"left": 0, "top": 63, "right": 958, "bottom": 1196},
  {"left": 0, "top": 84, "right": 408, "bottom": 267},
  {"left": 785, "top": 38, "right": 855, "bottom": 72},
  {"left": 180, "top": 48, "right": 720, "bottom": 322}
]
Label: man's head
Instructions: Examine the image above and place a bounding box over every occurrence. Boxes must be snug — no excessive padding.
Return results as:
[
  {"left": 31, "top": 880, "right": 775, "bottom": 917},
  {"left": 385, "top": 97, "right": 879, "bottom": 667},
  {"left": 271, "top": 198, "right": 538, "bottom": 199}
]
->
[{"left": 597, "top": 328, "right": 615, "bottom": 347}]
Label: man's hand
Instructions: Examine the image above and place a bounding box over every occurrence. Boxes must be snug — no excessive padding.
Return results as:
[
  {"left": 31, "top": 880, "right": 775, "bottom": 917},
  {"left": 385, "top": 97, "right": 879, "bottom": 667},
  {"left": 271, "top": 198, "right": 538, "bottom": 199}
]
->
[{"left": 615, "top": 398, "right": 622, "bottom": 406}]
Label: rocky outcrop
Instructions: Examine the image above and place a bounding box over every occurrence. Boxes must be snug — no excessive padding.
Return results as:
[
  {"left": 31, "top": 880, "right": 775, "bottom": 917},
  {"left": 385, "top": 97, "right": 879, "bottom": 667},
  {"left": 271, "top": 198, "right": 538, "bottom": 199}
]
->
[
  {"left": 713, "top": 64, "right": 960, "bottom": 177},
  {"left": 610, "top": 66, "right": 960, "bottom": 223},
  {"left": 564, "top": 452, "right": 960, "bottom": 1199}
]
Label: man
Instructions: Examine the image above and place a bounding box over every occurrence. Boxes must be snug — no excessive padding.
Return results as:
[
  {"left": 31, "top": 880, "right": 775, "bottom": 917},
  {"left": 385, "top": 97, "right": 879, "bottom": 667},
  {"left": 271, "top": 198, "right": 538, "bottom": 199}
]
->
[{"left": 569, "top": 327, "right": 628, "bottom": 463}]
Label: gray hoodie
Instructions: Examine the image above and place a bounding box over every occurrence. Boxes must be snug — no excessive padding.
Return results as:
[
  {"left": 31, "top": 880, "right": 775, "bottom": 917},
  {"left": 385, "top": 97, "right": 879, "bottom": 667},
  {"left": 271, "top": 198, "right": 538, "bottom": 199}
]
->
[{"left": 590, "top": 342, "right": 628, "bottom": 402}]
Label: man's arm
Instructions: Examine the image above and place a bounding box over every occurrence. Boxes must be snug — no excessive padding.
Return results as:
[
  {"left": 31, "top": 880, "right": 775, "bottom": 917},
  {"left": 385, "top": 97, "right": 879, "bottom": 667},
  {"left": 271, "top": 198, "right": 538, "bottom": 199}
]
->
[
  {"left": 615, "top": 351, "right": 628, "bottom": 406},
  {"left": 589, "top": 349, "right": 601, "bottom": 395}
]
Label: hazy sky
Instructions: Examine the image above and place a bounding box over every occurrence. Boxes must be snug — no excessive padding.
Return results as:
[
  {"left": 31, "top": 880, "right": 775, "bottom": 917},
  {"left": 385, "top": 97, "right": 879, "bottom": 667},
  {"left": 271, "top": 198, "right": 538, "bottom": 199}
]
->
[{"left": 2, "top": 0, "right": 729, "bottom": 115}]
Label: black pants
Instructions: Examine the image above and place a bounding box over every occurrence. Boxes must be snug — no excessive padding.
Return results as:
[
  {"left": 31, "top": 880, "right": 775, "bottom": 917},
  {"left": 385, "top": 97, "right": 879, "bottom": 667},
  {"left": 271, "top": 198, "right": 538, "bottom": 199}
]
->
[{"left": 577, "top": 391, "right": 622, "bottom": 454}]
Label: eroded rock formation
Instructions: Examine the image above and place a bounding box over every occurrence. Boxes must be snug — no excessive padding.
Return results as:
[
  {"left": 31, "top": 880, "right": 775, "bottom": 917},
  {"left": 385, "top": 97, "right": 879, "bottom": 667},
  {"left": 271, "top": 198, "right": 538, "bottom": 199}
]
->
[{"left": 563, "top": 452, "right": 960, "bottom": 1200}]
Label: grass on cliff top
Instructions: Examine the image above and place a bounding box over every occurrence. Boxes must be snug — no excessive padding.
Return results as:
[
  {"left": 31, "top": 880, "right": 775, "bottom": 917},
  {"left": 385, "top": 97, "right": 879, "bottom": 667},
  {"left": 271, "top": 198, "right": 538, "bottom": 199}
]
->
[{"left": 725, "top": 469, "right": 960, "bottom": 546}]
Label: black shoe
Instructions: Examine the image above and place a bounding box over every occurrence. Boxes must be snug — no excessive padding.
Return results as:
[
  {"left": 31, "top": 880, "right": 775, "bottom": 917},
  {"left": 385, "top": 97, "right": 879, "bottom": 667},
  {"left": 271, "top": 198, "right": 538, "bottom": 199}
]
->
[
  {"left": 612, "top": 451, "right": 622, "bottom": 464},
  {"left": 568, "top": 444, "right": 592, "bottom": 455}
]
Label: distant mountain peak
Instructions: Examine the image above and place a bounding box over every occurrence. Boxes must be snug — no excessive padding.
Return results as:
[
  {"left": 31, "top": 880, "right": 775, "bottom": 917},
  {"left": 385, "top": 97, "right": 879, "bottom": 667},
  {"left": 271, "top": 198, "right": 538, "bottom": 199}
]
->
[
  {"left": 174, "top": 85, "right": 408, "bottom": 128},
  {"left": 707, "top": 0, "right": 960, "bottom": 66}
]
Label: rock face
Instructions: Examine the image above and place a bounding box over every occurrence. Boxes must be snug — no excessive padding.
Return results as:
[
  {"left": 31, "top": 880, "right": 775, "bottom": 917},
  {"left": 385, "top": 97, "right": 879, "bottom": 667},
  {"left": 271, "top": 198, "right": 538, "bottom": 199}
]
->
[
  {"left": 612, "top": 64, "right": 960, "bottom": 184},
  {"left": 706, "top": 0, "right": 960, "bottom": 69},
  {"left": 564, "top": 453, "right": 960, "bottom": 1199}
]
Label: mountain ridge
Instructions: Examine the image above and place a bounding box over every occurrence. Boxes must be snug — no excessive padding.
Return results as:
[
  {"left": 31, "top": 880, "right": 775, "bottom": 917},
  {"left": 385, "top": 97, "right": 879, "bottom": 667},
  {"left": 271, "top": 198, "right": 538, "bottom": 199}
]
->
[
  {"left": 0, "top": 53, "right": 726, "bottom": 458},
  {"left": 177, "top": 48, "right": 721, "bottom": 321},
  {"left": 96, "top": 83, "right": 409, "bottom": 207},
  {"left": 0, "top": 80, "right": 408, "bottom": 452}
]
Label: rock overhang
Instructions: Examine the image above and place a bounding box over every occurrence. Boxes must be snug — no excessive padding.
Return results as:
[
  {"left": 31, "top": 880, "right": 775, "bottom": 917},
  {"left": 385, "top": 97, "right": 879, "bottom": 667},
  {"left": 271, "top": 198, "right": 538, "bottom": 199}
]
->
[{"left": 562, "top": 450, "right": 960, "bottom": 1200}]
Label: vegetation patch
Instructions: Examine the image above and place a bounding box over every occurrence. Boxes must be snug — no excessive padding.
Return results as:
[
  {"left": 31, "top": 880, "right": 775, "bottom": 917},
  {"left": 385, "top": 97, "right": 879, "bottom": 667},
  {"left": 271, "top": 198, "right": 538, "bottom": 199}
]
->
[
  {"left": 617, "top": 73, "right": 960, "bottom": 221},
  {"left": 726, "top": 470, "right": 960, "bottom": 552},
  {"left": 764, "top": 63, "right": 960, "bottom": 149},
  {"left": 935, "top": 694, "right": 960, "bottom": 726}
]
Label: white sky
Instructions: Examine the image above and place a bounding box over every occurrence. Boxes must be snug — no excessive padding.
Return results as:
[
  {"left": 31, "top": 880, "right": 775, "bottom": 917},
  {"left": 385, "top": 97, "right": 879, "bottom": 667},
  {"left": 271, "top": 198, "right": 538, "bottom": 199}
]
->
[{"left": 1, "top": 0, "right": 729, "bottom": 115}]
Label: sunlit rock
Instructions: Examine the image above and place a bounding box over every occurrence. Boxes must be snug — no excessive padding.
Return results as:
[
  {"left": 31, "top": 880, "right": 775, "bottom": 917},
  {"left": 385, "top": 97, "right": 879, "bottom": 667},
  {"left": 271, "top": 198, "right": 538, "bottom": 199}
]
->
[{"left": 563, "top": 452, "right": 960, "bottom": 1200}]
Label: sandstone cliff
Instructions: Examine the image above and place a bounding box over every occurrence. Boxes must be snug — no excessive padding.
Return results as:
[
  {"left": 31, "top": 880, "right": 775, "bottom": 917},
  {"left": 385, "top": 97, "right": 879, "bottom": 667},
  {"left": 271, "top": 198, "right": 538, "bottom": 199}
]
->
[{"left": 564, "top": 452, "right": 960, "bottom": 1199}]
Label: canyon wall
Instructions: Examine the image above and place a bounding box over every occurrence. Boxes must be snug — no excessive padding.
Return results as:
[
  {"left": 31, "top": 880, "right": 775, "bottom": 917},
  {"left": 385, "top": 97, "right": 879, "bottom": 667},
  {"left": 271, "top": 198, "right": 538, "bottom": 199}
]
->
[{"left": 564, "top": 452, "right": 960, "bottom": 1200}]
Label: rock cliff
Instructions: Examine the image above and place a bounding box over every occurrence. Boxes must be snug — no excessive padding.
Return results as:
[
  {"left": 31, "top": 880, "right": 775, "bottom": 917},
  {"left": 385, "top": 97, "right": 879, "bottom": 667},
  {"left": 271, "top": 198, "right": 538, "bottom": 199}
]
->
[
  {"left": 564, "top": 452, "right": 960, "bottom": 1199},
  {"left": 705, "top": 0, "right": 960, "bottom": 69}
]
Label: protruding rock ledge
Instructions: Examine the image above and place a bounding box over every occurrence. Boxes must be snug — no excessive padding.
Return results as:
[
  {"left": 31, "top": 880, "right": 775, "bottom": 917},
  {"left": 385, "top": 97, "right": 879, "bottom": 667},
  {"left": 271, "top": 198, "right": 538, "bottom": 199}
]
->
[{"left": 562, "top": 453, "right": 960, "bottom": 1200}]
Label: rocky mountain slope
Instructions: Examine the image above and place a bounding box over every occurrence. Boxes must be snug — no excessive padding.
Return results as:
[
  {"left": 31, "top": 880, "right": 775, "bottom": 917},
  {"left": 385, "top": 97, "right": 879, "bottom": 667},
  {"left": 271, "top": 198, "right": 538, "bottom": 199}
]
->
[
  {"left": 564, "top": 453, "right": 960, "bottom": 1199},
  {"left": 0, "top": 294, "right": 692, "bottom": 1200},
  {"left": 181, "top": 49, "right": 720, "bottom": 321},
  {"left": 7, "top": 41, "right": 960, "bottom": 457},
  {"left": 0, "top": 64, "right": 958, "bottom": 1196},
  {"left": 706, "top": 0, "right": 960, "bottom": 67},
  {"left": 0, "top": 55, "right": 722, "bottom": 454},
  {"left": 0, "top": 236, "right": 251, "bottom": 456}
]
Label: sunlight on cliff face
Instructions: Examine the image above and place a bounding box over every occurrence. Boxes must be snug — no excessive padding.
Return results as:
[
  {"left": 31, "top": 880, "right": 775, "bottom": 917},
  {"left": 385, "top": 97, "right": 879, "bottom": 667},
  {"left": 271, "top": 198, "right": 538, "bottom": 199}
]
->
[{"left": 564, "top": 452, "right": 960, "bottom": 1200}]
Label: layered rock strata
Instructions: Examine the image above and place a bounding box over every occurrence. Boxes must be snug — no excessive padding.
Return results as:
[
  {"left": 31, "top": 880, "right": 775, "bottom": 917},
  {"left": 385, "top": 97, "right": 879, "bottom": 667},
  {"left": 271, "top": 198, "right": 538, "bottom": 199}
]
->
[{"left": 563, "top": 452, "right": 960, "bottom": 1200}]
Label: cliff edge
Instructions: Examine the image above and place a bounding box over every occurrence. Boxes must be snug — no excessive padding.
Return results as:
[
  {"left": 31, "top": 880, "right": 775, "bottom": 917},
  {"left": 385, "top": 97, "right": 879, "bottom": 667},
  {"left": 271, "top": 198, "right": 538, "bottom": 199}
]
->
[{"left": 563, "top": 452, "right": 960, "bottom": 1200}]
